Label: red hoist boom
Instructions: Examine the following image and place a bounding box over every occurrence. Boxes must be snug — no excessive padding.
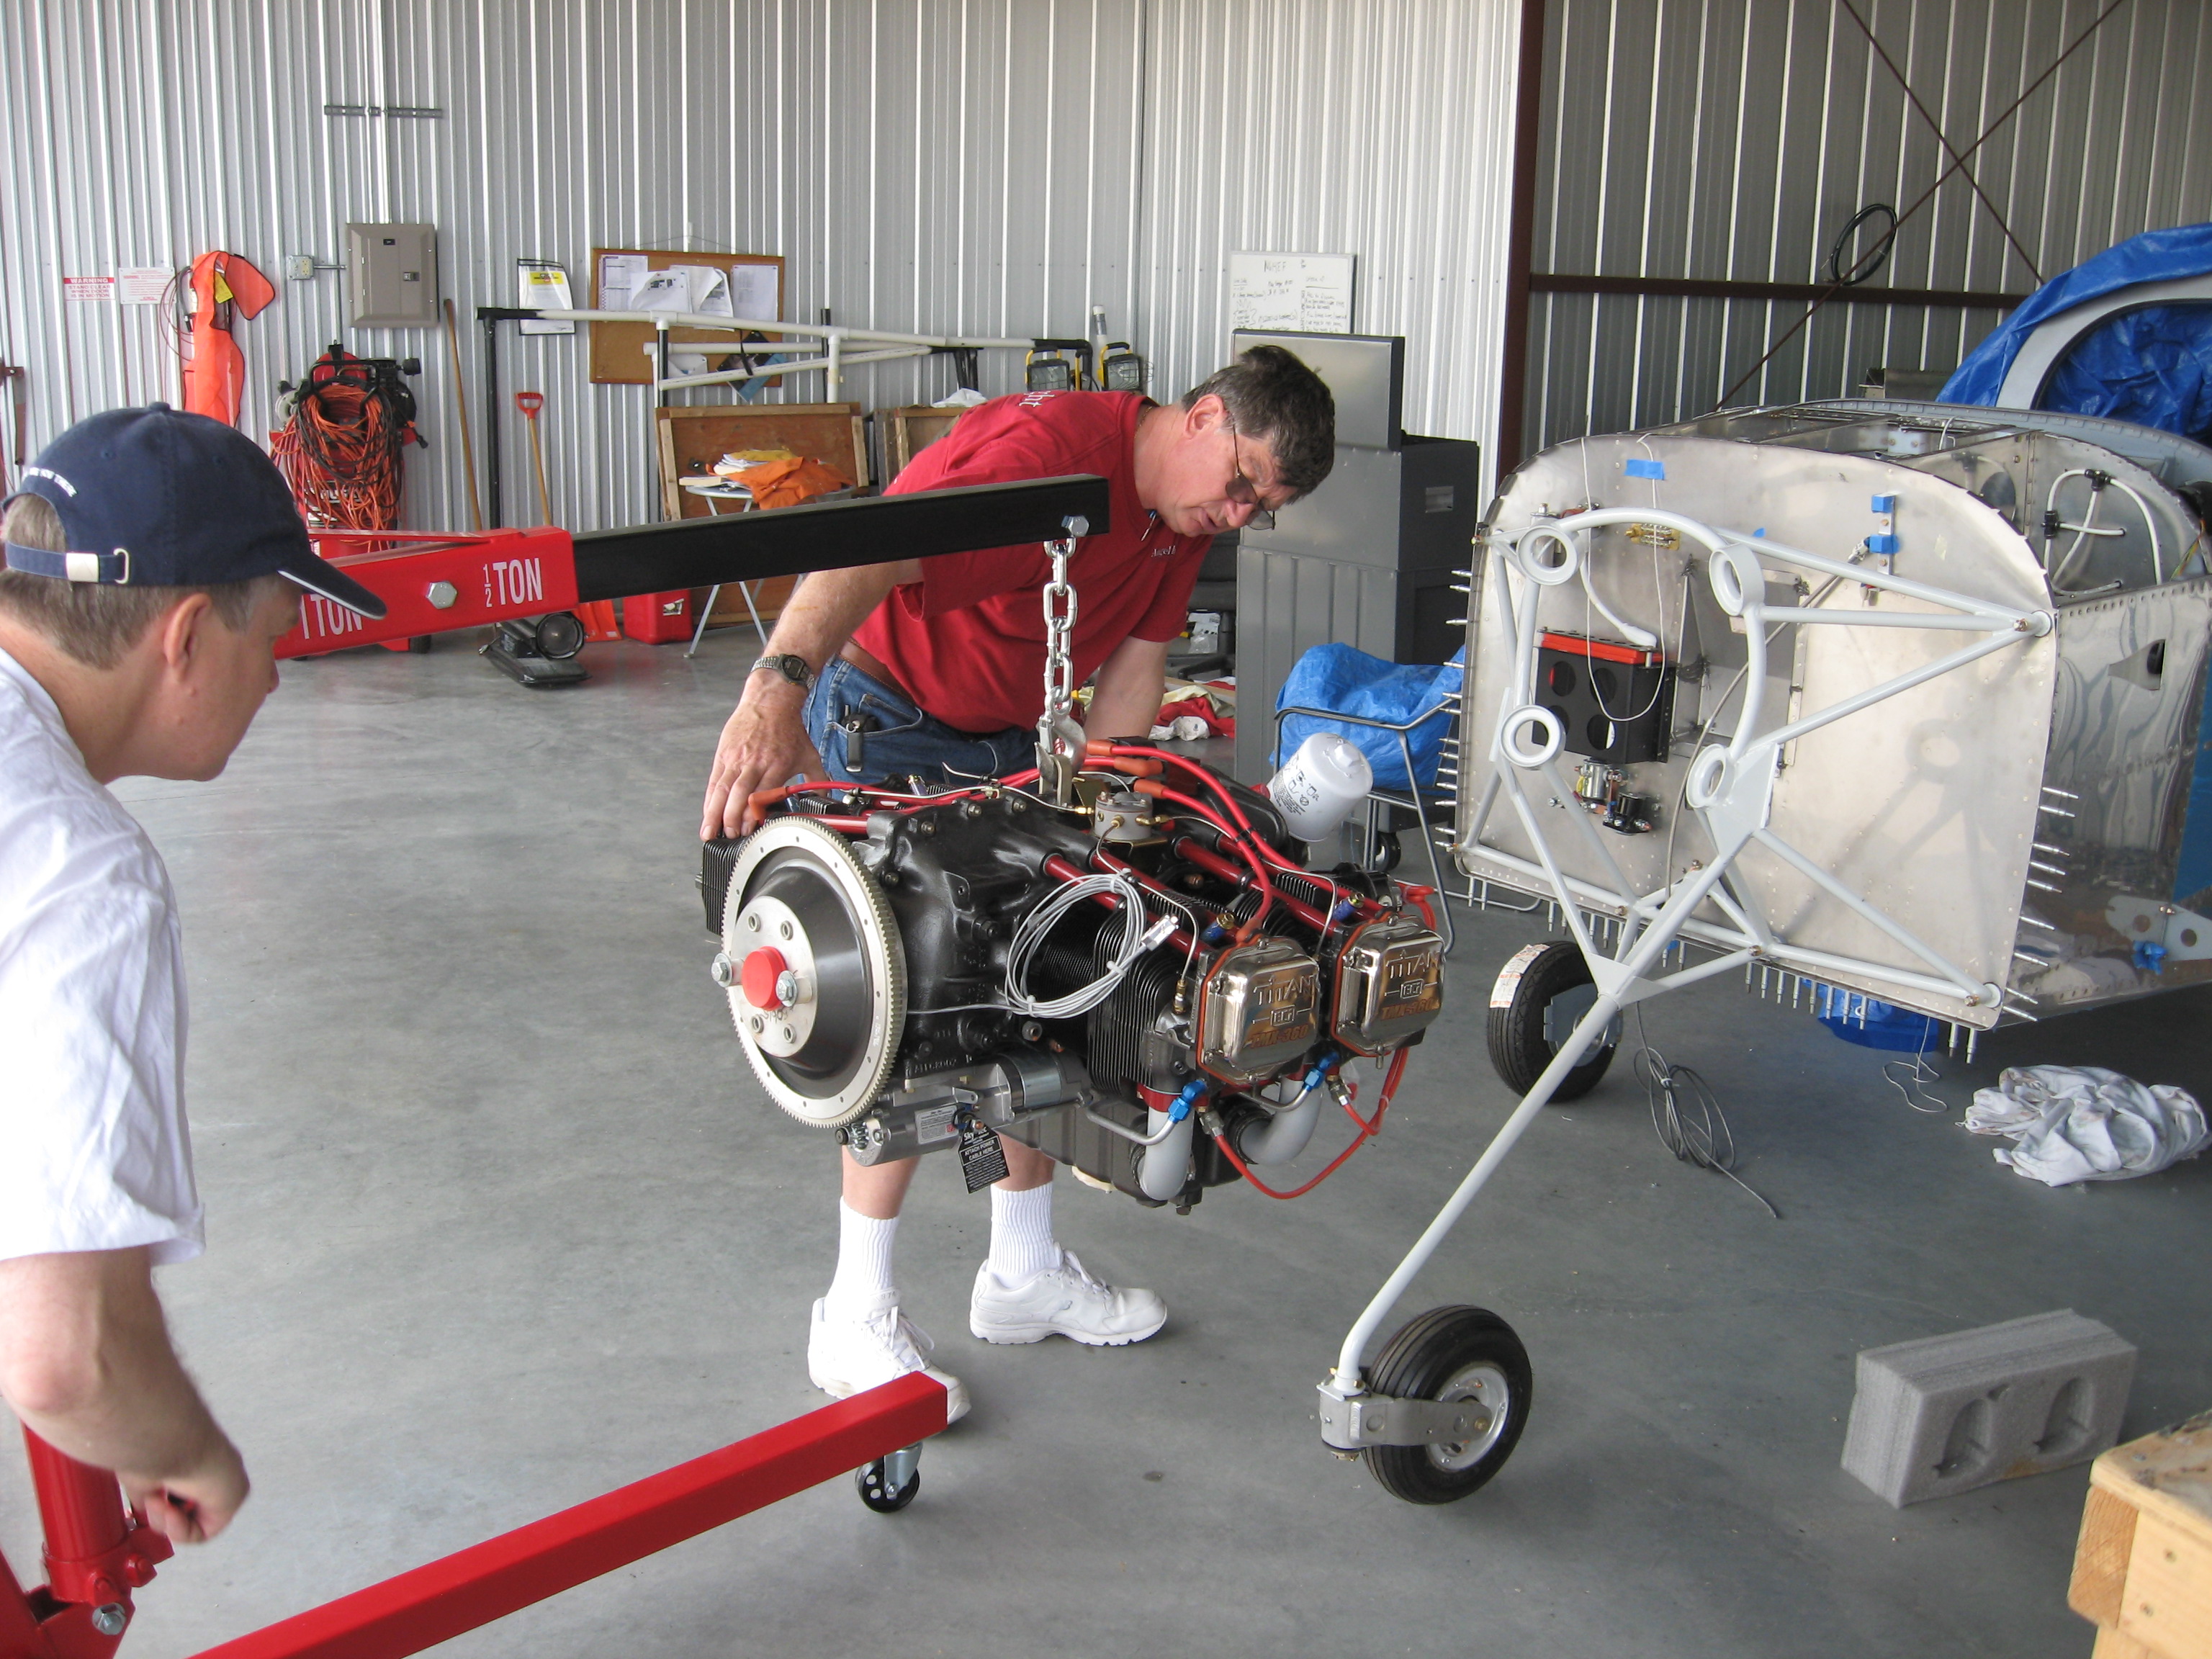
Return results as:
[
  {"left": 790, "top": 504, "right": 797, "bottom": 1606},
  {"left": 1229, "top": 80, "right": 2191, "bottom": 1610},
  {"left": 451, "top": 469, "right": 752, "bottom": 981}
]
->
[{"left": 4, "top": 477, "right": 1107, "bottom": 1659}]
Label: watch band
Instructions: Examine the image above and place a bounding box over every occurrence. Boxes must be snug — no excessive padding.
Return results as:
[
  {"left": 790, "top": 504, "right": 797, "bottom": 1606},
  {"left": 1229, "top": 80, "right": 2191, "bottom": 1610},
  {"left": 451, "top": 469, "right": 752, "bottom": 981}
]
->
[{"left": 750, "top": 653, "right": 817, "bottom": 692}]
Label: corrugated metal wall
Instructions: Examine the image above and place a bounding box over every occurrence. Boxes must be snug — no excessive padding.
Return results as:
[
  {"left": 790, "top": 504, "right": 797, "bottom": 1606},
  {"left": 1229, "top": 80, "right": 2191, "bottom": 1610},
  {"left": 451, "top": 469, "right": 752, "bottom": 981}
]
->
[
  {"left": 0, "top": 0, "right": 1147, "bottom": 535},
  {"left": 0, "top": 0, "right": 1524, "bottom": 536},
  {"left": 1524, "top": 0, "right": 2212, "bottom": 454},
  {"left": 1136, "top": 0, "right": 1523, "bottom": 474}
]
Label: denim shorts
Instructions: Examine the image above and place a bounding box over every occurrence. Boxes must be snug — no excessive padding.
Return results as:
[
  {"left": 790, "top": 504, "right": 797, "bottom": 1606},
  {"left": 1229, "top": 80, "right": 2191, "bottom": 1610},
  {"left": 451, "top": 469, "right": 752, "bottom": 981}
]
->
[{"left": 802, "top": 657, "right": 1035, "bottom": 786}]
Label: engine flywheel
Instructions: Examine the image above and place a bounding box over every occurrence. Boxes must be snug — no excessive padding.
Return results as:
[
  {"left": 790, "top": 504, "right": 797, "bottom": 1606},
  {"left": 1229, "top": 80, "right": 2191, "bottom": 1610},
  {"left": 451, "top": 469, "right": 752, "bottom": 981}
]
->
[{"left": 721, "top": 816, "right": 905, "bottom": 1128}]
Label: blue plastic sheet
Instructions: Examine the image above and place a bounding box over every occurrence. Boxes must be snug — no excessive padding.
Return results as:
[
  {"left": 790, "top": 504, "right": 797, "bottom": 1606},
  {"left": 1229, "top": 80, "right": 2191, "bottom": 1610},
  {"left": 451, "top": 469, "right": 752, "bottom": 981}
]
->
[
  {"left": 1817, "top": 995, "right": 1940, "bottom": 1053},
  {"left": 1274, "top": 644, "right": 1462, "bottom": 791},
  {"left": 2043, "top": 305, "right": 2212, "bottom": 444},
  {"left": 1941, "top": 222, "right": 2212, "bottom": 444}
]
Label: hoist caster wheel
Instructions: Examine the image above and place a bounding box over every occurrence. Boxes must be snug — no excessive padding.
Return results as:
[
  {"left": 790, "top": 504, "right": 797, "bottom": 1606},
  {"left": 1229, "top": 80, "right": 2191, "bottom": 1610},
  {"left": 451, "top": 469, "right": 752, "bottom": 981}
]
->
[
  {"left": 856, "top": 1457, "right": 920, "bottom": 1514},
  {"left": 1488, "top": 940, "right": 1619, "bottom": 1101},
  {"left": 1365, "top": 1305, "right": 1533, "bottom": 1505}
]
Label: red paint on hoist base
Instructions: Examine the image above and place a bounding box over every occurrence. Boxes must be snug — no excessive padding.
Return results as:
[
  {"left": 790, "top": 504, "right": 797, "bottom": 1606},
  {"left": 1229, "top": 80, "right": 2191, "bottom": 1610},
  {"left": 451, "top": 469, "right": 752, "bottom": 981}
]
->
[
  {"left": 178, "top": 1374, "right": 945, "bottom": 1659},
  {"left": 5, "top": 1377, "right": 944, "bottom": 1659}
]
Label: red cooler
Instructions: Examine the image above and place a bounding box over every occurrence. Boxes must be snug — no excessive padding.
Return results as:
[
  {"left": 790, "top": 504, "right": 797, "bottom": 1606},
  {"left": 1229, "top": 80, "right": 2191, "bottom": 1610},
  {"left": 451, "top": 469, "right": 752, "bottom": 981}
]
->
[{"left": 622, "top": 590, "right": 694, "bottom": 643}]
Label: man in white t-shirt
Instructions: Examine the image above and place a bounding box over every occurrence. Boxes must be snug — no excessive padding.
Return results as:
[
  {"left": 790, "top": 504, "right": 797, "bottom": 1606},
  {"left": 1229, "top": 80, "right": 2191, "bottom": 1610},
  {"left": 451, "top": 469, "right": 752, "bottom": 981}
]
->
[{"left": 0, "top": 405, "right": 386, "bottom": 1544}]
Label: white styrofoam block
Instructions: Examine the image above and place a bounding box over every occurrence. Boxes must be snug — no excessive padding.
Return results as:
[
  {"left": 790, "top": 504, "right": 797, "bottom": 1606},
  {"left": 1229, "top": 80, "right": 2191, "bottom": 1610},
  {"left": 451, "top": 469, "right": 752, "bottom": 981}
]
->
[{"left": 1840, "top": 1310, "right": 2136, "bottom": 1507}]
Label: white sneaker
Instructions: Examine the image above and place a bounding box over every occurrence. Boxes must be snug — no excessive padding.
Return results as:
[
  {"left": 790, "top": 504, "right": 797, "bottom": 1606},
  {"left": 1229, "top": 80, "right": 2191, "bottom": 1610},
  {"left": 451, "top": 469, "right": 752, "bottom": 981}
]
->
[
  {"left": 969, "top": 1249, "right": 1168, "bottom": 1346},
  {"left": 808, "top": 1295, "right": 970, "bottom": 1424}
]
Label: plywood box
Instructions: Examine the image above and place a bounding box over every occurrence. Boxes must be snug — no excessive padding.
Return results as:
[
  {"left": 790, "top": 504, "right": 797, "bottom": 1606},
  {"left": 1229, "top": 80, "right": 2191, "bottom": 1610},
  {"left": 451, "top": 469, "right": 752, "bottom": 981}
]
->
[
  {"left": 655, "top": 403, "right": 867, "bottom": 636},
  {"left": 654, "top": 403, "right": 868, "bottom": 521},
  {"left": 883, "top": 405, "right": 966, "bottom": 480},
  {"left": 2071, "top": 1410, "right": 2212, "bottom": 1659}
]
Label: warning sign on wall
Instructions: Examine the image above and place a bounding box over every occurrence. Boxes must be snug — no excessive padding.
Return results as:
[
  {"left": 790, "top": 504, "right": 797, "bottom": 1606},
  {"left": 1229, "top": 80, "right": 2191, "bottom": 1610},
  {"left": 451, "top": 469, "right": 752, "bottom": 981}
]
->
[{"left": 62, "top": 275, "right": 115, "bottom": 302}]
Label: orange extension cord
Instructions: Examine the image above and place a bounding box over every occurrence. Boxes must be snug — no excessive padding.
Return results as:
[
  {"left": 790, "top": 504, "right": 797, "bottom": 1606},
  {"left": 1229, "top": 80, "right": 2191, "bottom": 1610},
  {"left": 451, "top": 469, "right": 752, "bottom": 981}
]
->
[{"left": 270, "top": 348, "right": 421, "bottom": 531}]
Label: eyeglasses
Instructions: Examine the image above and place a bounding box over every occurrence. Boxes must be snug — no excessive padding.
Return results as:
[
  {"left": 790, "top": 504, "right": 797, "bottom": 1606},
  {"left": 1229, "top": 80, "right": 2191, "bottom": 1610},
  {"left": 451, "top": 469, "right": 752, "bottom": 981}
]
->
[{"left": 1223, "top": 410, "right": 1280, "bottom": 531}]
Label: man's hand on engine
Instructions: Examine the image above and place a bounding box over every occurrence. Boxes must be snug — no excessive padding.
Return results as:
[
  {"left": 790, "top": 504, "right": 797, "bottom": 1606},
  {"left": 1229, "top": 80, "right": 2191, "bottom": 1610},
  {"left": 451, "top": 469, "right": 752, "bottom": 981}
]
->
[{"left": 702, "top": 676, "right": 826, "bottom": 840}]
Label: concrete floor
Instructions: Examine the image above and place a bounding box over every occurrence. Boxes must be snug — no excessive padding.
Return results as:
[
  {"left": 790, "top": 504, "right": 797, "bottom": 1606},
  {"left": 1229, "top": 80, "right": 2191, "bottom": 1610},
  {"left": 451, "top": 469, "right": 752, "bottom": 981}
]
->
[{"left": 4, "top": 629, "right": 2206, "bottom": 1659}]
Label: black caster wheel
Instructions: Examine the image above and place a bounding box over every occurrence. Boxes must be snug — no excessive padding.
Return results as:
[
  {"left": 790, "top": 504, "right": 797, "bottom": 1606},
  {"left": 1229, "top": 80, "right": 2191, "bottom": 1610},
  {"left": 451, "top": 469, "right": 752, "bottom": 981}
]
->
[
  {"left": 855, "top": 1449, "right": 920, "bottom": 1513},
  {"left": 534, "top": 611, "right": 587, "bottom": 660},
  {"left": 1487, "top": 940, "right": 1620, "bottom": 1101},
  {"left": 1366, "top": 830, "right": 1404, "bottom": 875},
  {"left": 1364, "top": 1306, "right": 1533, "bottom": 1504}
]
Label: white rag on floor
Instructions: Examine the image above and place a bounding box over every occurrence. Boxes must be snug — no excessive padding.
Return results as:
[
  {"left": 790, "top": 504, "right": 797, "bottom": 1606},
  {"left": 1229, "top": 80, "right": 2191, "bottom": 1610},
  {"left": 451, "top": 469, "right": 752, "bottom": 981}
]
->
[{"left": 1964, "top": 1064, "right": 2211, "bottom": 1186}]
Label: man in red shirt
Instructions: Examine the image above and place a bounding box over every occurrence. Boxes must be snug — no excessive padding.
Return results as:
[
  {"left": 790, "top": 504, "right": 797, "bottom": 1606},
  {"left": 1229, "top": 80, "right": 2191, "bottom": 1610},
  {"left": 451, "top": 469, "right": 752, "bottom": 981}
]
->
[{"left": 700, "top": 345, "right": 1334, "bottom": 1419}]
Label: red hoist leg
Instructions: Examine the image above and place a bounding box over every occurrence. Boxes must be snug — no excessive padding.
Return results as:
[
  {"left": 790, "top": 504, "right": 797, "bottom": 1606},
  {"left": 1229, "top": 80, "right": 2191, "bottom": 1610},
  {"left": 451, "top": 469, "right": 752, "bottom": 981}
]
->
[
  {"left": 276, "top": 529, "right": 580, "bottom": 660},
  {"left": 2, "top": 1431, "right": 174, "bottom": 1659}
]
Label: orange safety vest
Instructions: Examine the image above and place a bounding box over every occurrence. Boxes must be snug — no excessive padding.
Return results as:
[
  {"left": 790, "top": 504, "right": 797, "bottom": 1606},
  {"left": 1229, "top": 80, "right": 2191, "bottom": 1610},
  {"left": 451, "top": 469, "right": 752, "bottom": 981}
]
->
[{"left": 181, "top": 251, "right": 276, "bottom": 425}]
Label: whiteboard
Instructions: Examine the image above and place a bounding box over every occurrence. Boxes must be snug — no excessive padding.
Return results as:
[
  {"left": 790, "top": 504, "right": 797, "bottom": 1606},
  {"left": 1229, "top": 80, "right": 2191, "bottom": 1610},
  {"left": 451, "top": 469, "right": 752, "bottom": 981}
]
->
[{"left": 1228, "top": 251, "right": 1357, "bottom": 333}]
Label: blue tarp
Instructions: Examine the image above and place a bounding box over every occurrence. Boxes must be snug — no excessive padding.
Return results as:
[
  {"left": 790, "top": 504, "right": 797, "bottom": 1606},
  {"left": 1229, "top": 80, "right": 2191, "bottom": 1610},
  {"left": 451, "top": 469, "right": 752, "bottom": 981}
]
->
[
  {"left": 1274, "top": 644, "right": 1462, "bottom": 792},
  {"left": 1941, "top": 223, "right": 2212, "bottom": 444}
]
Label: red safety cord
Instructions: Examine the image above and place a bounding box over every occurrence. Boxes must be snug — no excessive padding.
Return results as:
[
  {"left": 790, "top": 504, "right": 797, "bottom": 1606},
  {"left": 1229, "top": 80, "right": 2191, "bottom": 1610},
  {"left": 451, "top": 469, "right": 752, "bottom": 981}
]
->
[{"left": 1210, "top": 1049, "right": 1408, "bottom": 1200}]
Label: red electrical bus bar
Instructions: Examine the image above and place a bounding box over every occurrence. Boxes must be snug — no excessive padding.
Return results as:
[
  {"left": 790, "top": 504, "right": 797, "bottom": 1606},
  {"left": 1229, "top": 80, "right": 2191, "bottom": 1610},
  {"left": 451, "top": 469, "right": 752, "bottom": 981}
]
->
[{"left": 277, "top": 475, "right": 1112, "bottom": 660}]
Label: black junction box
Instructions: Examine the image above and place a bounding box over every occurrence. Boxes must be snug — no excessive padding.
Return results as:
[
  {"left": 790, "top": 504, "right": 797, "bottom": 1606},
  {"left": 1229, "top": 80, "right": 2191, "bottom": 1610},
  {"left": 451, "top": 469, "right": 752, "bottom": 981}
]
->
[{"left": 1537, "top": 643, "right": 1673, "bottom": 764}]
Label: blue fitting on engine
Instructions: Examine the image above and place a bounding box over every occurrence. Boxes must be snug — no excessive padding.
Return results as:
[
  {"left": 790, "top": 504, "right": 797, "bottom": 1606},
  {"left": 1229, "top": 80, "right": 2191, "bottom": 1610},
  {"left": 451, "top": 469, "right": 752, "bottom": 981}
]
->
[
  {"left": 1300, "top": 1050, "right": 1341, "bottom": 1094},
  {"left": 1201, "top": 923, "right": 1230, "bottom": 945},
  {"left": 1167, "top": 1079, "right": 1207, "bottom": 1123},
  {"left": 1331, "top": 899, "right": 1357, "bottom": 923}
]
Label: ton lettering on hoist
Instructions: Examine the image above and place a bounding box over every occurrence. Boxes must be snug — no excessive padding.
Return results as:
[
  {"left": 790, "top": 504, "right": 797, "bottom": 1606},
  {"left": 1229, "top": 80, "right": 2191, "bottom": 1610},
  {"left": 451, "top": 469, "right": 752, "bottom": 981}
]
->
[
  {"left": 484, "top": 557, "right": 545, "bottom": 609},
  {"left": 300, "top": 594, "right": 365, "bottom": 640}
]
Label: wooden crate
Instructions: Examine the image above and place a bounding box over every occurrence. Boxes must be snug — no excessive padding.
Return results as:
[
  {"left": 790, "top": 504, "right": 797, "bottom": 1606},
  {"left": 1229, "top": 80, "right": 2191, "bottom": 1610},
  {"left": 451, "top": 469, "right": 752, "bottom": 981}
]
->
[
  {"left": 2070, "top": 1411, "right": 2212, "bottom": 1658},
  {"left": 655, "top": 403, "right": 866, "bottom": 635},
  {"left": 655, "top": 403, "right": 868, "bottom": 520},
  {"left": 882, "top": 405, "right": 966, "bottom": 480}
]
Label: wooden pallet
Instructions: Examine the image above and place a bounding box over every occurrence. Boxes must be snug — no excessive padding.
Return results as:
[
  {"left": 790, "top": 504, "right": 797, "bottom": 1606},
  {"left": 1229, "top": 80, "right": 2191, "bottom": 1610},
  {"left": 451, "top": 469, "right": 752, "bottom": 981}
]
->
[{"left": 2071, "top": 1410, "right": 2212, "bottom": 1658}]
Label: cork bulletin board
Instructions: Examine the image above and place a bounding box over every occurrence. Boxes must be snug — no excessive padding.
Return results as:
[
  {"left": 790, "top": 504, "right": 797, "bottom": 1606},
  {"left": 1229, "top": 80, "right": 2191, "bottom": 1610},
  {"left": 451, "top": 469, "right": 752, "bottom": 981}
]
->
[{"left": 588, "top": 247, "right": 785, "bottom": 385}]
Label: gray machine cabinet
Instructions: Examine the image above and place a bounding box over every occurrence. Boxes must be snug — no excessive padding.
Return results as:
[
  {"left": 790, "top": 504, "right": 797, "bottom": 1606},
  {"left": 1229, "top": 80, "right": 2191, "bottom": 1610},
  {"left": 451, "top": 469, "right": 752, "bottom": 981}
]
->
[{"left": 1233, "top": 435, "right": 1480, "bottom": 781}]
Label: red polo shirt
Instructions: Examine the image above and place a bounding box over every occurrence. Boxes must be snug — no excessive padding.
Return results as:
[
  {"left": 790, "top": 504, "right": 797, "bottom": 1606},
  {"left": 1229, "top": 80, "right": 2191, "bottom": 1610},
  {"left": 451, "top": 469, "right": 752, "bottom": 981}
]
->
[{"left": 852, "top": 390, "right": 1211, "bottom": 733}]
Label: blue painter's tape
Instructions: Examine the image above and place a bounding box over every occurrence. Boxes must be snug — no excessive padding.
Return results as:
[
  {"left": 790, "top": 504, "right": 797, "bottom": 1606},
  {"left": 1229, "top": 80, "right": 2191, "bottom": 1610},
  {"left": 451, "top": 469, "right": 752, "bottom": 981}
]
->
[
  {"left": 1868, "top": 533, "right": 1901, "bottom": 554},
  {"left": 1624, "top": 458, "right": 1665, "bottom": 480},
  {"left": 1871, "top": 493, "right": 1897, "bottom": 513},
  {"left": 1753, "top": 528, "right": 1766, "bottom": 537}
]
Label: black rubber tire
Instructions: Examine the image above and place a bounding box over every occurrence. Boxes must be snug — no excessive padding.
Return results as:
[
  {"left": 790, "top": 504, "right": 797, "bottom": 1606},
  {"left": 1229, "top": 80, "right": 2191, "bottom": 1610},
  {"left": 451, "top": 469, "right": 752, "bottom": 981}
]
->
[
  {"left": 1487, "top": 940, "right": 1619, "bottom": 1101},
  {"left": 1364, "top": 1306, "right": 1533, "bottom": 1504},
  {"left": 535, "top": 611, "right": 586, "bottom": 660},
  {"left": 855, "top": 1458, "right": 920, "bottom": 1513}
]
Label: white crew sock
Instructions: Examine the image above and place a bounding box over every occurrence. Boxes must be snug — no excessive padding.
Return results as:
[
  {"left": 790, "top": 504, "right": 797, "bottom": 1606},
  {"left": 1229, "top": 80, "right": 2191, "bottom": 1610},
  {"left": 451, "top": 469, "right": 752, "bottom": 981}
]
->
[
  {"left": 825, "top": 1200, "right": 899, "bottom": 1318},
  {"left": 987, "top": 1182, "right": 1059, "bottom": 1285}
]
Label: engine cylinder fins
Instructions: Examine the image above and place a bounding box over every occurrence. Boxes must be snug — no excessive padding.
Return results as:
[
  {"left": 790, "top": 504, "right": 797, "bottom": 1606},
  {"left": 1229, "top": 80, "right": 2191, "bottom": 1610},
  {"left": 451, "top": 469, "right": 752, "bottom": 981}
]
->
[{"left": 724, "top": 817, "right": 906, "bottom": 1128}]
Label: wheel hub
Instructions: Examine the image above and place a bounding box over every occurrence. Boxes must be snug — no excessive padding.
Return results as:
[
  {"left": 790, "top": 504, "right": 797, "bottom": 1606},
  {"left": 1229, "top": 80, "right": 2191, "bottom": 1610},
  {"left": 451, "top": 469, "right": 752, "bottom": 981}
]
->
[{"left": 1428, "top": 1360, "right": 1512, "bottom": 1471}]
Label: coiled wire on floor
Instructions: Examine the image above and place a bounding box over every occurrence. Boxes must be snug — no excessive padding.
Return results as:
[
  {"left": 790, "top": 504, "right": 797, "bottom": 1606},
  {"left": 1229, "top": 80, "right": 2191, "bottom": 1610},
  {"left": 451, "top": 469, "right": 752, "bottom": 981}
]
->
[{"left": 1631, "top": 1010, "right": 1779, "bottom": 1220}]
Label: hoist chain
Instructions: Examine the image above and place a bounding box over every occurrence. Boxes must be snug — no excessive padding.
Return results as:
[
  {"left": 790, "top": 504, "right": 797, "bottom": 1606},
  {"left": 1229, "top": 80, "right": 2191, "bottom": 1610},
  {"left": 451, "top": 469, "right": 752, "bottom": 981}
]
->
[{"left": 1035, "top": 515, "right": 1090, "bottom": 806}]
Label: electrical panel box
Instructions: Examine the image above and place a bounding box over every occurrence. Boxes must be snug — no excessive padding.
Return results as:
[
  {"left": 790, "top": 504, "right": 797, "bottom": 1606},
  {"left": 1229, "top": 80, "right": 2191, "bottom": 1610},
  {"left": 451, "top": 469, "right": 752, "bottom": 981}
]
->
[{"left": 346, "top": 222, "right": 437, "bottom": 328}]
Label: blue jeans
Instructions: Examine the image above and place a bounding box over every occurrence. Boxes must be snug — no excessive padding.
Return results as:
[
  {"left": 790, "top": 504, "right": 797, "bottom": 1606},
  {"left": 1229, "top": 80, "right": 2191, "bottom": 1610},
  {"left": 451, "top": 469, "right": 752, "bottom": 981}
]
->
[{"left": 802, "top": 657, "right": 1035, "bottom": 785}]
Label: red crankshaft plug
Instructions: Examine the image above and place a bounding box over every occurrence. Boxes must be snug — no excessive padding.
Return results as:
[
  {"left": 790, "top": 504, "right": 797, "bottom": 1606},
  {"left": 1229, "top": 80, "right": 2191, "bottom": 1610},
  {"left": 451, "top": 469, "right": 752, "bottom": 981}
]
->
[{"left": 741, "top": 947, "right": 790, "bottom": 1011}]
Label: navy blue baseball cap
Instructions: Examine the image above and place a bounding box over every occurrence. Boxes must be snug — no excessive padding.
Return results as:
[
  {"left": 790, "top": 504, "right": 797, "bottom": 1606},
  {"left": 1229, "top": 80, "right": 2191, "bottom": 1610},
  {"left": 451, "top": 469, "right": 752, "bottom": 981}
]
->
[{"left": 2, "top": 403, "right": 387, "bottom": 619}]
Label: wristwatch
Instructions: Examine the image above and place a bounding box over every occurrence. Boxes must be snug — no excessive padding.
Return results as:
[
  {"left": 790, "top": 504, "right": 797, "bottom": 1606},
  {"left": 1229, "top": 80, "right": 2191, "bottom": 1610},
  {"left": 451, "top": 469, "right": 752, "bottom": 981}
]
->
[{"left": 750, "top": 652, "right": 817, "bottom": 692}]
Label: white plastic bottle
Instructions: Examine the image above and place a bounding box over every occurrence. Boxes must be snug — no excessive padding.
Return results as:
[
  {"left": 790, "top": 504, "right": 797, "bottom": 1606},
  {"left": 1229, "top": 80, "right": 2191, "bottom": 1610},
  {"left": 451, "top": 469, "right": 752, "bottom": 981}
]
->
[{"left": 1267, "top": 732, "right": 1373, "bottom": 840}]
